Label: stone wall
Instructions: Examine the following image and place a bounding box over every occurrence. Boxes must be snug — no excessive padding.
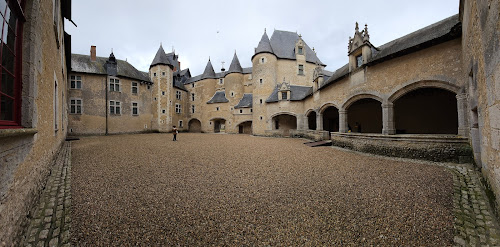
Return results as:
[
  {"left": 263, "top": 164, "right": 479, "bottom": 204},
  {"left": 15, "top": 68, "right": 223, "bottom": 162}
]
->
[
  {"left": 0, "top": 0, "right": 69, "bottom": 245},
  {"left": 461, "top": 0, "right": 500, "bottom": 209}
]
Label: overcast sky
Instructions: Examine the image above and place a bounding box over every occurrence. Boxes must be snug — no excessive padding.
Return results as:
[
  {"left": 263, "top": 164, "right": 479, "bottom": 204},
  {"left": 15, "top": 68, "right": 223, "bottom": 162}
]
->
[{"left": 65, "top": 0, "right": 459, "bottom": 76}]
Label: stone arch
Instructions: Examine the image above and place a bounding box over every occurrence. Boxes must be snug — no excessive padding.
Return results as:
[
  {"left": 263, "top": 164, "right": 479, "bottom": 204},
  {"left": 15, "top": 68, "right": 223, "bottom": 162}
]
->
[
  {"left": 210, "top": 117, "right": 227, "bottom": 133},
  {"left": 319, "top": 102, "right": 340, "bottom": 114},
  {"left": 236, "top": 120, "right": 252, "bottom": 134},
  {"left": 188, "top": 118, "right": 201, "bottom": 132},
  {"left": 342, "top": 93, "right": 383, "bottom": 109},
  {"left": 271, "top": 113, "right": 297, "bottom": 136},
  {"left": 270, "top": 111, "right": 298, "bottom": 119},
  {"left": 305, "top": 109, "right": 317, "bottom": 130},
  {"left": 388, "top": 80, "right": 460, "bottom": 103}
]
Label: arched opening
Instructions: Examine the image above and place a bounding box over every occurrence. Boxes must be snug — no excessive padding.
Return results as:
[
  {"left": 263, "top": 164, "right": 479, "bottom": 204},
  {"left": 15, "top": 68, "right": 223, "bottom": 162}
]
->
[
  {"left": 307, "top": 111, "right": 316, "bottom": 130},
  {"left": 347, "top": 98, "right": 382, "bottom": 133},
  {"left": 188, "top": 119, "right": 201, "bottom": 132},
  {"left": 272, "top": 114, "right": 297, "bottom": 136},
  {"left": 212, "top": 118, "right": 226, "bottom": 133},
  {"left": 238, "top": 121, "right": 252, "bottom": 134},
  {"left": 394, "top": 88, "right": 457, "bottom": 134},
  {"left": 322, "top": 106, "right": 339, "bottom": 133}
]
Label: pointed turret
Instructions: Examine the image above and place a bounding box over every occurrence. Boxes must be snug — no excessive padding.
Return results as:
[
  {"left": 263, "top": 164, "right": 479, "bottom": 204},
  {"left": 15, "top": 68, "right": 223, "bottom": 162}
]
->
[
  {"left": 150, "top": 44, "right": 172, "bottom": 68},
  {"left": 201, "top": 58, "right": 216, "bottom": 79},
  {"left": 254, "top": 29, "right": 273, "bottom": 55},
  {"left": 227, "top": 51, "right": 243, "bottom": 74},
  {"left": 106, "top": 51, "right": 117, "bottom": 76}
]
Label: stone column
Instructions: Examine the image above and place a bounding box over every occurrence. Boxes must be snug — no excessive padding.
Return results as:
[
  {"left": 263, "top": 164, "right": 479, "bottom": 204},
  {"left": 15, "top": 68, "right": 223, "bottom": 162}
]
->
[
  {"left": 456, "top": 93, "right": 469, "bottom": 137},
  {"left": 339, "top": 109, "right": 348, "bottom": 133},
  {"left": 382, "top": 102, "right": 396, "bottom": 135},
  {"left": 316, "top": 112, "right": 323, "bottom": 131},
  {"left": 304, "top": 115, "right": 309, "bottom": 130},
  {"left": 297, "top": 114, "right": 305, "bottom": 130}
]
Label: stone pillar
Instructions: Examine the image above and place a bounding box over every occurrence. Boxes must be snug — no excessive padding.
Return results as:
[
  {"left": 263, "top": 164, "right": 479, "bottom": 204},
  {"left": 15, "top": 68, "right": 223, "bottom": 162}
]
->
[
  {"left": 456, "top": 93, "right": 469, "bottom": 137},
  {"left": 297, "top": 114, "right": 305, "bottom": 130},
  {"left": 382, "top": 102, "right": 396, "bottom": 135},
  {"left": 339, "top": 109, "right": 348, "bottom": 133},
  {"left": 316, "top": 112, "right": 323, "bottom": 131},
  {"left": 304, "top": 115, "right": 309, "bottom": 130}
]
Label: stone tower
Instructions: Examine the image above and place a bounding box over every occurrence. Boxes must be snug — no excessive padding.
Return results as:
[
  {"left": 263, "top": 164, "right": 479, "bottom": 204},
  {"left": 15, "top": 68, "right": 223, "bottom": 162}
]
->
[
  {"left": 149, "top": 44, "right": 174, "bottom": 132},
  {"left": 251, "top": 30, "right": 278, "bottom": 135}
]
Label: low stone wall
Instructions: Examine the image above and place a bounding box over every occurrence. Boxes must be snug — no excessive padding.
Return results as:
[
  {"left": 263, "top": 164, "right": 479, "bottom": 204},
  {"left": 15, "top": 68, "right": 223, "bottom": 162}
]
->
[
  {"left": 290, "top": 130, "right": 329, "bottom": 141},
  {"left": 330, "top": 132, "right": 473, "bottom": 163}
]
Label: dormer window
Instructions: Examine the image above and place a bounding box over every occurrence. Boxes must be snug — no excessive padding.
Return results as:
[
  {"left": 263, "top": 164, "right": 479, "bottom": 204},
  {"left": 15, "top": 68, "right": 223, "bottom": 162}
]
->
[
  {"left": 356, "top": 54, "right": 363, "bottom": 67},
  {"left": 298, "top": 46, "right": 303, "bottom": 55}
]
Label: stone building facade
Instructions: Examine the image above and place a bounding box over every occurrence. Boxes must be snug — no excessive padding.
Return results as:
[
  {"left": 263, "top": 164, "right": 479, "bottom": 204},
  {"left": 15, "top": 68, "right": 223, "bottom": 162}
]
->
[{"left": 0, "top": 0, "right": 72, "bottom": 245}]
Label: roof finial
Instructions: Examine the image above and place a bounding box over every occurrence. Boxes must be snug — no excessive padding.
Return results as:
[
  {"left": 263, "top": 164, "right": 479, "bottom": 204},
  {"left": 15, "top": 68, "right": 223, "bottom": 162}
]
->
[
  {"left": 264, "top": 28, "right": 266, "bottom": 33},
  {"left": 299, "top": 34, "right": 302, "bottom": 38},
  {"left": 208, "top": 56, "right": 211, "bottom": 61},
  {"left": 160, "top": 42, "right": 162, "bottom": 47},
  {"left": 355, "top": 22, "right": 359, "bottom": 32},
  {"left": 111, "top": 48, "right": 113, "bottom": 53}
]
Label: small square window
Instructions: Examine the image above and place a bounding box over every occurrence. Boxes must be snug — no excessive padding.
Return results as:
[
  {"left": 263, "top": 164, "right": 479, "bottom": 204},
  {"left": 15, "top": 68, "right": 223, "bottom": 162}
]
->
[
  {"left": 260, "top": 116, "right": 263, "bottom": 120},
  {"left": 162, "top": 109, "right": 166, "bottom": 114},
  {"left": 260, "top": 99, "right": 263, "bottom": 104},
  {"left": 153, "top": 72, "right": 157, "bottom": 76},
  {"left": 162, "top": 91, "right": 165, "bottom": 96},
  {"left": 261, "top": 57, "right": 265, "bottom": 63},
  {"left": 239, "top": 109, "right": 243, "bottom": 113},
  {"left": 260, "top": 79, "right": 263, "bottom": 84},
  {"left": 250, "top": 109, "right": 253, "bottom": 113},
  {"left": 230, "top": 92, "right": 234, "bottom": 97},
  {"left": 216, "top": 107, "right": 220, "bottom": 111},
  {"left": 219, "top": 78, "right": 224, "bottom": 84},
  {"left": 162, "top": 72, "right": 166, "bottom": 76}
]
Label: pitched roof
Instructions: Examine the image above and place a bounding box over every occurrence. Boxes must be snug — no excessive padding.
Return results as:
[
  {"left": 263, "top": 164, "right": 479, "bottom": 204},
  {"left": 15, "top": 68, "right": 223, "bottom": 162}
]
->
[
  {"left": 185, "top": 67, "right": 252, "bottom": 84},
  {"left": 255, "top": 30, "right": 324, "bottom": 65},
  {"left": 150, "top": 45, "right": 172, "bottom": 68},
  {"left": 207, "top": 91, "right": 229, "bottom": 104},
  {"left": 227, "top": 52, "right": 243, "bottom": 74},
  {"left": 255, "top": 31, "right": 273, "bottom": 55},
  {"left": 265, "top": 85, "right": 313, "bottom": 103},
  {"left": 71, "top": 54, "right": 151, "bottom": 83},
  {"left": 201, "top": 59, "right": 217, "bottom": 79},
  {"left": 320, "top": 14, "right": 461, "bottom": 90},
  {"left": 234, "top": 94, "right": 253, "bottom": 108}
]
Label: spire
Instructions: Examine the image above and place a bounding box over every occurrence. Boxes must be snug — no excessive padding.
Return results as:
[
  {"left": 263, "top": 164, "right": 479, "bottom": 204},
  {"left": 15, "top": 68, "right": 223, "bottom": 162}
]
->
[
  {"left": 227, "top": 51, "right": 243, "bottom": 74},
  {"left": 363, "top": 24, "right": 370, "bottom": 41},
  {"left": 255, "top": 29, "right": 273, "bottom": 55},
  {"left": 150, "top": 44, "right": 172, "bottom": 68},
  {"left": 201, "top": 58, "right": 216, "bottom": 79}
]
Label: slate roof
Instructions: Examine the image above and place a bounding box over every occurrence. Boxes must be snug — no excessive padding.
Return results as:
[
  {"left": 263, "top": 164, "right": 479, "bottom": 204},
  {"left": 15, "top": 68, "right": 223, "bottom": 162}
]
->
[
  {"left": 173, "top": 69, "right": 189, "bottom": 91},
  {"left": 253, "top": 30, "right": 324, "bottom": 65},
  {"left": 201, "top": 59, "right": 217, "bottom": 79},
  {"left": 185, "top": 67, "right": 252, "bottom": 84},
  {"left": 265, "top": 85, "right": 313, "bottom": 103},
  {"left": 71, "top": 54, "right": 151, "bottom": 83},
  {"left": 234, "top": 94, "right": 253, "bottom": 108},
  {"left": 150, "top": 45, "right": 172, "bottom": 68},
  {"left": 320, "top": 14, "right": 461, "bottom": 90},
  {"left": 227, "top": 52, "right": 243, "bottom": 74},
  {"left": 207, "top": 91, "right": 229, "bottom": 104},
  {"left": 255, "top": 31, "right": 273, "bottom": 55}
]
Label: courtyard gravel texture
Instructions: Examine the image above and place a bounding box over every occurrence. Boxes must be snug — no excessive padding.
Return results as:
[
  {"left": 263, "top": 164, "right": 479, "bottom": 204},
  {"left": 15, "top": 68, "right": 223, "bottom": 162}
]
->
[{"left": 70, "top": 133, "right": 455, "bottom": 246}]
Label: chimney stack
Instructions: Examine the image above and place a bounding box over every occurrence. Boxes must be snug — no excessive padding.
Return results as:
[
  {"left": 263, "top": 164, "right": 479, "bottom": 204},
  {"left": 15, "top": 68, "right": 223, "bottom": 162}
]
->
[{"left": 90, "top": 46, "right": 96, "bottom": 61}]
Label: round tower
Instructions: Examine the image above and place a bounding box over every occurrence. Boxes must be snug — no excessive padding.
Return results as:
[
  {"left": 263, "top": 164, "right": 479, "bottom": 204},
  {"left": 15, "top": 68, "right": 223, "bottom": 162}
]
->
[{"left": 149, "top": 44, "right": 174, "bottom": 132}]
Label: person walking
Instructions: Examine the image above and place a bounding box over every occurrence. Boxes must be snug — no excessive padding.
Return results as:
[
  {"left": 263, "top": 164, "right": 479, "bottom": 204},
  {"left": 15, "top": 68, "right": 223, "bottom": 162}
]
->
[{"left": 172, "top": 126, "right": 178, "bottom": 141}]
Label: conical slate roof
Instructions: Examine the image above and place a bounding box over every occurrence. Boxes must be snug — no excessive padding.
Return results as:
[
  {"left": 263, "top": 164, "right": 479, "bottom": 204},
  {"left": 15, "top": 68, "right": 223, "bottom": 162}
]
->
[
  {"left": 150, "top": 44, "right": 172, "bottom": 68},
  {"left": 255, "top": 31, "right": 273, "bottom": 55},
  {"left": 201, "top": 59, "right": 216, "bottom": 79},
  {"left": 227, "top": 52, "right": 243, "bottom": 74}
]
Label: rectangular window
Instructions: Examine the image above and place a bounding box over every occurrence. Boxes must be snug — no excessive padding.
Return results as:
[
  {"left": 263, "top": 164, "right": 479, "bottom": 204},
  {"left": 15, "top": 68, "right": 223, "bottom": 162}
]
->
[
  {"left": 191, "top": 93, "right": 195, "bottom": 101},
  {"left": 109, "top": 78, "right": 120, "bottom": 92},
  {"left": 216, "top": 107, "right": 220, "bottom": 111},
  {"left": 70, "top": 99, "right": 82, "bottom": 114},
  {"left": 176, "top": 91, "right": 181, "bottom": 100},
  {"left": 175, "top": 103, "right": 181, "bottom": 114},
  {"left": 219, "top": 78, "right": 224, "bottom": 84},
  {"left": 132, "top": 102, "right": 138, "bottom": 115},
  {"left": 298, "top": 46, "right": 303, "bottom": 55},
  {"left": 0, "top": 0, "right": 25, "bottom": 128},
  {"left": 260, "top": 79, "right": 263, "bottom": 84},
  {"left": 191, "top": 105, "right": 195, "bottom": 113},
  {"left": 110, "top": 101, "right": 121, "bottom": 115},
  {"left": 282, "top": 92, "right": 288, "bottom": 100},
  {"left": 179, "top": 120, "right": 183, "bottom": 128},
  {"left": 298, "top": 65, "right": 304, "bottom": 75},
  {"left": 356, "top": 55, "right": 363, "bottom": 67},
  {"left": 70, "top": 75, "right": 82, "bottom": 89},
  {"left": 132, "top": 82, "right": 138, "bottom": 94},
  {"left": 239, "top": 109, "right": 243, "bottom": 113}
]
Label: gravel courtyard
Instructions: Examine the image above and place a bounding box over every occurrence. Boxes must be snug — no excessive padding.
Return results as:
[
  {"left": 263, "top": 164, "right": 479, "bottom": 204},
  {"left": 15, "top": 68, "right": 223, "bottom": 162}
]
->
[{"left": 70, "top": 133, "right": 454, "bottom": 246}]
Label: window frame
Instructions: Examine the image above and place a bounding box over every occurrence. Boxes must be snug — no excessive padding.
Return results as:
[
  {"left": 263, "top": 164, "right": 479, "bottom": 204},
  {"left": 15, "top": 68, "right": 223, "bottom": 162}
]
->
[
  {"left": 131, "top": 82, "right": 138, "bottom": 94},
  {"left": 175, "top": 103, "right": 181, "bottom": 114},
  {"left": 132, "top": 102, "right": 138, "bottom": 116},
  {"left": 179, "top": 120, "right": 183, "bottom": 128},
  {"left": 298, "top": 64, "right": 304, "bottom": 75},
  {"left": 176, "top": 90, "right": 181, "bottom": 100},
  {"left": 356, "top": 54, "right": 363, "bottom": 67},
  {"left": 70, "top": 75, "right": 82, "bottom": 89},
  {"left": 0, "top": 0, "right": 26, "bottom": 128},
  {"left": 109, "top": 78, "right": 121, "bottom": 92},
  {"left": 191, "top": 93, "right": 195, "bottom": 101},
  {"left": 109, "top": 100, "right": 121, "bottom": 115},
  {"left": 281, "top": 92, "right": 288, "bottom": 100},
  {"left": 70, "top": 98, "right": 82, "bottom": 114},
  {"left": 191, "top": 105, "right": 195, "bottom": 113},
  {"left": 298, "top": 46, "right": 303, "bottom": 55}
]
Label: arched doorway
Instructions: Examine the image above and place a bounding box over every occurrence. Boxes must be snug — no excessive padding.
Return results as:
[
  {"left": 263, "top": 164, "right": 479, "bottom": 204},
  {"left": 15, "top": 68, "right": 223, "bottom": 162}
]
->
[
  {"left": 307, "top": 111, "right": 316, "bottom": 130},
  {"left": 188, "top": 119, "right": 201, "bottom": 132},
  {"left": 212, "top": 119, "right": 226, "bottom": 133},
  {"left": 272, "top": 114, "right": 297, "bottom": 136},
  {"left": 347, "top": 98, "right": 382, "bottom": 133},
  {"left": 237, "top": 121, "right": 252, "bottom": 134},
  {"left": 322, "top": 106, "right": 339, "bottom": 132},
  {"left": 394, "top": 88, "right": 457, "bottom": 134}
]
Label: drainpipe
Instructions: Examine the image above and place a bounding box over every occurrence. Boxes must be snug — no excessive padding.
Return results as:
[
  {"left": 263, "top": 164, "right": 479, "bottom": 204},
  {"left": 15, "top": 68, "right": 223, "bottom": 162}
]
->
[{"left": 105, "top": 76, "right": 108, "bottom": 135}]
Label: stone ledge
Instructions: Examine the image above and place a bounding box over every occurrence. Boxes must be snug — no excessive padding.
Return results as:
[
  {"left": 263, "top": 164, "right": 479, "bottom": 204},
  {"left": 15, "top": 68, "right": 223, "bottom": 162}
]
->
[{"left": 0, "top": 128, "right": 37, "bottom": 138}]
